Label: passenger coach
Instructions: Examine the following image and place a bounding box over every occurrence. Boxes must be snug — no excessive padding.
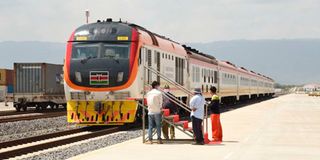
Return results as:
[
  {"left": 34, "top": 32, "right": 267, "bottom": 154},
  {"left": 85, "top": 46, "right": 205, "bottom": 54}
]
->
[{"left": 64, "top": 19, "right": 274, "bottom": 125}]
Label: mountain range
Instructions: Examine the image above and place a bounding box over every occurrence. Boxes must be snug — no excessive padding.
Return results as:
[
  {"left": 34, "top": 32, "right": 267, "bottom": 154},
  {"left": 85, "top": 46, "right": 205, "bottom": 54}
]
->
[{"left": 0, "top": 39, "right": 319, "bottom": 85}]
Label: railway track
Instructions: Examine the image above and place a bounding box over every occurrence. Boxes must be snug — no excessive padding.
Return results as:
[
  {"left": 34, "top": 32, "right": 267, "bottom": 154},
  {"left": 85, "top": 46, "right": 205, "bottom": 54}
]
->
[
  {"left": 0, "top": 126, "right": 120, "bottom": 159},
  {"left": 0, "top": 108, "right": 66, "bottom": 117},
  {"left": 0, "top": 111, "right": 66, "bottom": 124}
]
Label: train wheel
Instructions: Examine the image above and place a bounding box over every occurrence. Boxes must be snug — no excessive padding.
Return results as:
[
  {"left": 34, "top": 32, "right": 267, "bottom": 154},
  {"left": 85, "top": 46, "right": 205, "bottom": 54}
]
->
[
  {"left": 15, "top": 105, "right": 21, "bottom": 112},
  {"left": 22, "top": 105, "right": 27, "bottom": 112},
  {"left": 35, "top": 105, "right": 40, "bottom": 111},
  {"left": 40, "top": 103, "right": 47, "bottom": 110}
]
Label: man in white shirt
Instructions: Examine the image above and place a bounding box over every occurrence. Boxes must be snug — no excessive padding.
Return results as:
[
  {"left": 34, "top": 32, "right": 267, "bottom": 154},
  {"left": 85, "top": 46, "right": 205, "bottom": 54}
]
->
[
  {"left": 189, "top": 88, "right": 205, "bottom": 145},
  {"left": 145, "top": 81, "right": 163, "bottom": 144}
]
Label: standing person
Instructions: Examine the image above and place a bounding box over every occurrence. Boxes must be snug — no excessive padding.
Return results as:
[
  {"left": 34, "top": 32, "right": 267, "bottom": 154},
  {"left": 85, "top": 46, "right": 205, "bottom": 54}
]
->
[
  {"left": 162, "top": 85, "right": 177, "bottom": 140},
  {"left": 189, "top": 88, "right": 206, "bottom": 145},
  {"left": 208, "top": 86, "right": 223, "bottom": 142},
  {"left": 145, "top": 81, "right": 163, "bottom": 144}
]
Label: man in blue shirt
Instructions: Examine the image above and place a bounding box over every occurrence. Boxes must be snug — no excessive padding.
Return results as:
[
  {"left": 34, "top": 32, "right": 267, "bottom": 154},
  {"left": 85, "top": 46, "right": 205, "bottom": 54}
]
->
[{"left": 189, "top": 88, "right": 205, "bottom": 145}]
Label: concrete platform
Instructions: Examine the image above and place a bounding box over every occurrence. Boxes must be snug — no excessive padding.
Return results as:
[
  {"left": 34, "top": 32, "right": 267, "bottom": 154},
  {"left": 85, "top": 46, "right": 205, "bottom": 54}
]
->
[{"left": 70, "top": 94, "right": 320, "bottom": 160}]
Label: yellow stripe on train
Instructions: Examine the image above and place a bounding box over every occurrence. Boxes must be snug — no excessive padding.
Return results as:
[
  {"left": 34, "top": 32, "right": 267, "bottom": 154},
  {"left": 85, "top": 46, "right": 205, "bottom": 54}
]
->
[{"left": 67, "top": 100, "right": 138, "bottom": 125}]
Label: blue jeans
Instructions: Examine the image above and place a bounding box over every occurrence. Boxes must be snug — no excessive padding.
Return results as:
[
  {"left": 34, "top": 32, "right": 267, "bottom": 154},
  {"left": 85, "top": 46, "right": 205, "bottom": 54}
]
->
[{"left": 148, "top": 113, "right": 162, "bottom": 140}]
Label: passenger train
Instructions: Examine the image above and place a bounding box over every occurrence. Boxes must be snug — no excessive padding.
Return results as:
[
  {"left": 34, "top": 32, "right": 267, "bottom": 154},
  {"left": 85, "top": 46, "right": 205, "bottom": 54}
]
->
[{"left": 64, "top": 18, "right": 274, "bottom": 125}]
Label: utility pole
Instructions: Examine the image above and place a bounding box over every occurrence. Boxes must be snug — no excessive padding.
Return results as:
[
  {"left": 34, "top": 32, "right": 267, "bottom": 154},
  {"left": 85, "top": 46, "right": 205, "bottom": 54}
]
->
[{"left": 85, "top": 9, "right": 90, "bottom": 24}]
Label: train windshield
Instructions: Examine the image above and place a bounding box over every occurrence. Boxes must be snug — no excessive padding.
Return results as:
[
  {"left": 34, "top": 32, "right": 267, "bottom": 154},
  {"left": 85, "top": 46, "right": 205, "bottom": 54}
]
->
[
  {"left": 71, "top": 43, "right": 129, "bottom": 60},
  {"left": 102, "top": 44, "right": 129, "bottom": 59}
]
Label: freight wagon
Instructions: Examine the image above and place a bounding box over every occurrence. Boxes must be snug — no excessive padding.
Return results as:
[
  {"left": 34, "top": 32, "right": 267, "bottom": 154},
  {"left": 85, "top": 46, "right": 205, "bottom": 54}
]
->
[
  {"left": 13, "top": 63, "right": 66, "bottom": 111},
  {"left": 0, "top": 69, "right": 13, "bottom": 102}
]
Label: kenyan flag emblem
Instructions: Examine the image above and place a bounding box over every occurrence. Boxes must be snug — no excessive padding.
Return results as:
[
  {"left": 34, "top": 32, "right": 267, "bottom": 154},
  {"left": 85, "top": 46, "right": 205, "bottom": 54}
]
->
[{"left": 90, "top": 71, "right": 109, "bottom": 85}]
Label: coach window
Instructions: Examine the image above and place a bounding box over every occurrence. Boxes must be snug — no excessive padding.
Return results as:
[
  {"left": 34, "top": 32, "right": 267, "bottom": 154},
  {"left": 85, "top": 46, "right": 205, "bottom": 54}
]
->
[
  {"left": 201, "top": 69, "right": 203, "bottom": 78},
  {"left": 192, "top": 66, "right": 195, "bottom": 82},
  {"left": 208, "top": 70, "right": 210, "bottom": 83},
  {"left": 154, "top": 51, "right": 157, "bottom": 63},
  {"left": 196, "top": 67, "right": 200, "bottom": 82}
]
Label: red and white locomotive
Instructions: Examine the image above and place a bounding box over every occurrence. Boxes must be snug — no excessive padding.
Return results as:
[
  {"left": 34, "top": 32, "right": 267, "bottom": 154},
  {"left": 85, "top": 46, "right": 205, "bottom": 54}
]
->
[{"left": 64, "top": 19, "right": 274, "bottom": 125}]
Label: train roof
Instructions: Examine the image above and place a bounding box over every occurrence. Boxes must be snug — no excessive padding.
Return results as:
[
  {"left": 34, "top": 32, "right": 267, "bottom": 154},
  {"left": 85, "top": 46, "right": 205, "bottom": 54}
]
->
[
  {"left": 219, "top": 61, "right": 238, "bottom": 70},
  {"left": 182, "top": 45, "right": 217, "bottom": 60},
  {"left": 74, "top": 19, "right": 274, "bottom": 82}
]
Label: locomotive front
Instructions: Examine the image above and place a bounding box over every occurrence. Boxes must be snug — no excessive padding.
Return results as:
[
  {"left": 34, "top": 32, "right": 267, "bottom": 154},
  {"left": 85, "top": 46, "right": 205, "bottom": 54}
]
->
[{"left": 64, "top": 20, "right": 140, "bottom": 125}]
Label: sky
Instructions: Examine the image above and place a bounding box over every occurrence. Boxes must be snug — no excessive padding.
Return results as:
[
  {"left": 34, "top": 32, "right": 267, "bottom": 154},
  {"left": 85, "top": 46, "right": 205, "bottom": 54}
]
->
[{"left": 0, "top": 0, "right": 319, "bottom": 43}]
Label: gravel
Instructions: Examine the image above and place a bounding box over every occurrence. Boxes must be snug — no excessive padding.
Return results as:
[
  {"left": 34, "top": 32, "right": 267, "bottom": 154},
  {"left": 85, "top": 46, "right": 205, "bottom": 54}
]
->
[
  {"left": 20, "top": 129, "right": 143, "bottom": 160},
  {"left": 0, "top": 116, "right": 80, "bottom": 142}
]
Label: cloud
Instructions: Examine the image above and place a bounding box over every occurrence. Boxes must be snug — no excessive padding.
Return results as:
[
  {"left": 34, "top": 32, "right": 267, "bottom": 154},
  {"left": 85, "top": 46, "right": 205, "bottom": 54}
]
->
[{"left": 0, "top": 0, "right": 319, "bottom": 43}]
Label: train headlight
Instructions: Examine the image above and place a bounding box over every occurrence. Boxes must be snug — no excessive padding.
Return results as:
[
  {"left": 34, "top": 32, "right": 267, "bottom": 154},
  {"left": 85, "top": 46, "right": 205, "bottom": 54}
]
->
[
  {"left": 75, "top": 71, "right": 82, "bottom": 82},
  {"left": 117, "top": 72, "right": 124, "bottom": 82}
]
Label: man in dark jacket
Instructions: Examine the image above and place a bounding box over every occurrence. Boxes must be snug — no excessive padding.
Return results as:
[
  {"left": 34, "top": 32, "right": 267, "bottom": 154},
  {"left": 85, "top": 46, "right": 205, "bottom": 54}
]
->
[
  {"left": 162, "top": 85, "right": 177, "bottom": 139},
  {"left": 208, "top": 86, "right": 223, "bottom": 142}
]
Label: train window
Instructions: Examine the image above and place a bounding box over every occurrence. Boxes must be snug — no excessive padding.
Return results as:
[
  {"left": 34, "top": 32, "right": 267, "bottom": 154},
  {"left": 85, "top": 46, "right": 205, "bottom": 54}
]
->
[
  {"left": 192, "top": 66, "right": 195, "bottom": 82},
  {"left": 162, "top": 53, "right": 164, "bottom": 59},
  {"left": 207, "top": 71, "right": 210, "bottom": 83},
  {"left": 102, "top": 44, "right": 129, "bottom": 59},
  {"left": 72, "top": 44, "right": 99, "bottom": 59},
  {"left": 165, "top": 54, "right": 167, "bottom": 59},
  {"left": 214, "top": 71, "right": 218, "bottom": 83},
  {"left": 196, "top": 67, "right": 200, "bottom": 82},
  {"left": 172, "top": 56, "right": 174, "bottom": 60}
]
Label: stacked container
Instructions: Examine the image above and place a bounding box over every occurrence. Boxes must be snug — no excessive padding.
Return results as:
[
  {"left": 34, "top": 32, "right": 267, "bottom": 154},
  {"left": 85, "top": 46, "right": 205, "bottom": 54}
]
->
[{"left": 0, "top": 69, "right": 13, "bottom": 102}]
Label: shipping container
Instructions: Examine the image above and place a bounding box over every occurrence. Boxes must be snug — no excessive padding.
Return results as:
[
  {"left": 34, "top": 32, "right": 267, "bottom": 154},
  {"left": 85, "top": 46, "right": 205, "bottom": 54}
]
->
[
  {"left": 14, "top": 63, "right": 64, "bottom": 94},
  {"left": 7, "top": 84, "right": 13, "bottom": 93},
  {"left": 13, "top": 63, "right": 65, "bottom": 111},
  {"left": 0, "top": 69, "right": 13, "bottom": 85}
]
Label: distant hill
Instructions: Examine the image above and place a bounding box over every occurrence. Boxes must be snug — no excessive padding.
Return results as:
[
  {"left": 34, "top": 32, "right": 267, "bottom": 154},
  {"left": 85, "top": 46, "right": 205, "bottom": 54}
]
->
[
  {"left": 188, "top": 39, "right": 320, "bottom": 85},
  {"left": 0, "top": 41, "right": 65, "bottom": 69},
  {"left": 0, "top": 39, "right": 319, "bottom": 85}
]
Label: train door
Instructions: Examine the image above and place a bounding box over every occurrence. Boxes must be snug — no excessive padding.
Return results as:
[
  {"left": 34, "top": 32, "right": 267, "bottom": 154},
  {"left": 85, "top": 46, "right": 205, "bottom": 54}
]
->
[
  {"left": 185, "top": 56, "right": 191, "bottom": 91},
  {"left": 147, "top": 49, "right": 152, "bottom": 84},
  {"left": 175, "top": 57, "right": 184, "bottom": 85},
  {"left": 156, "top": 51, "right": 160, "bottom": 82},
  {"left": 214, "top": 70, "right": 219, "bottom": 93},
  {"left": 236, "top": 74, "right": 240, "bottom": 101},
  {"left": 142, "top": 47, "right": 161, "bottom": 85}
]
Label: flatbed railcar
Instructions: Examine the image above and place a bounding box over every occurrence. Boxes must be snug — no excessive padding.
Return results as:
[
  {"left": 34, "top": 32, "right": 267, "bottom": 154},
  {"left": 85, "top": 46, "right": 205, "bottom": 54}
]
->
[{"left": 64, "top": 19, "right": 274, "bottom": 125}]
